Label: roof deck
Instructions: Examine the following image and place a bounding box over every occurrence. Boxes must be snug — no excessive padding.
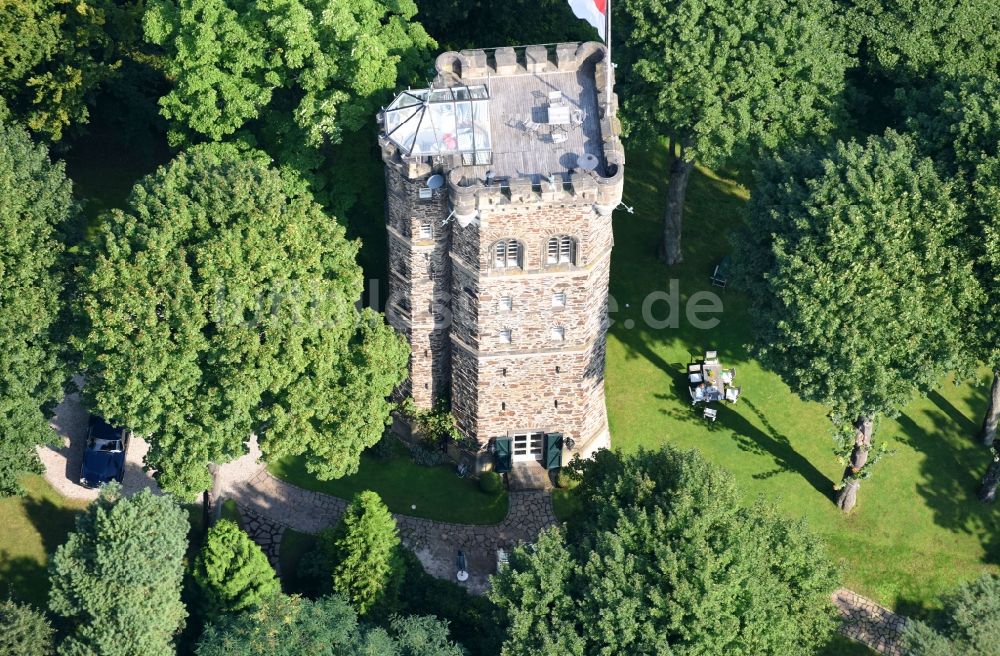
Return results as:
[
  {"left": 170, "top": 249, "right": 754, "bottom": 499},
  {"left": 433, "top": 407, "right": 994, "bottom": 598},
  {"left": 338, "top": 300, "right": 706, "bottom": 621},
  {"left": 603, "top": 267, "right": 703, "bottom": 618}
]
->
[
  {"left": 462, "top": 64, "right": 605, "bottom": 181},
  {"left": 380, "top": 43, "right": 620, "bottom": 186}
]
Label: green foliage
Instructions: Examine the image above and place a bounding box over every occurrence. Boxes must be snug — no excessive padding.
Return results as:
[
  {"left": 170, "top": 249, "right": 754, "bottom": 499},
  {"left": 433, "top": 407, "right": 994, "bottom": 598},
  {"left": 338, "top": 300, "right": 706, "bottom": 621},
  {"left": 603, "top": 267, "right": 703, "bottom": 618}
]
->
[
  {"left": 478, "top": 471, "right": 502, "bottom": 495},
  {"left": 617, "top": 0, "right": 852, "bottom": 167},
  {"left": 74, "top": 143, "right": 408, "bottom": 497},
  {"left": 191, "top": 519, "right": 280, "bottom": 621},
  {"left": 396, "top": 548, "right": 504, "bottom": 656},
  {"left": 733, "top": 130, "right": 980, "bottom": 424},
  {"left": 0, "top": 122, "right": 74, "bottom": 496},
  {"left": 329, "top": 491, "right": 402, "bottom": 616},
  {"left": 0, "top": 0, "right": 141, "bottom": 140},
  {"left": 490, "top": 447, "right": 840, "bottom": 655},
  {"left": 48, "top": 485, "right": 189, "bottom": 656},
  {"left": 0, "top": 599, "right": 54, "bottom": 656},
  {"left": 903, "top": 574, "right": 1000, "bottom": 656},
  {"left": 416, "top": 0, "right": 593, "bottom": 50},
  {"left": 398, "top": 397, "right": 460, "bottom": 448},
  {"left": 848, "top": 0, "right": 1000, "bottom": 83},
  {"left": 904, "top": 74, "right": 1000, "bottom": 372},
  {"left": 195, "top": 592, "right": 463, "bottom": 656},
  {"left": 144, "top": 0, "right": 435, "bottom": 212}
]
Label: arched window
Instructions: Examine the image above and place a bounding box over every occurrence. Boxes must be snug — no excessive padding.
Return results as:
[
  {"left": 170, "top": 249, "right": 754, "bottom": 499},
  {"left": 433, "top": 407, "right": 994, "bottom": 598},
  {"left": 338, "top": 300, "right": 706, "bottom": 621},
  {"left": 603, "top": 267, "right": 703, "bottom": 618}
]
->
[
  {"left": 546, "top": 235, "right": 576, "bottom": 265},
  {"left": 492, "top": 239, "right": 522, "bottom": 269}
]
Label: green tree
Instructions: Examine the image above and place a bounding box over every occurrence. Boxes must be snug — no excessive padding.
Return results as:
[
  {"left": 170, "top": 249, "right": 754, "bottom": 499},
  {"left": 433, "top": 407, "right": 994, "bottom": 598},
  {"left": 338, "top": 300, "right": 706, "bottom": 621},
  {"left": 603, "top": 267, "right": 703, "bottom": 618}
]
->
[
  {"left": 0, "top": 600, "right": 54, "bottom": 656},
  {"left": 0, "top": 0, "right": 141, "bottom": 140},
  {"left": 191, "top": 519, "right": 280, "bottom": 621},
  {"left": 733, "top": 130, "right": 981, "bottom": 512},
  {"left": 0, "top": 122, "right": 74, "bottom": 496},
  {"left": 143, "top": 0, "right": 435, "bottom": 213},
  {"left": 848, "top": 0, "right": 1000, "bottom": 85},
  {"left": 329, "top": 491, "right": 402, "bottom": 616},
  {"left": 616, "top": 0, "right": 852, "bottom": 265},
  {"left": 48, "top": 485, "right": 189, "bottom": 656},
  {"left": 74, "top": 143, "right": 408, "bottom": 497},
  {"left": 490, "top": 447, "right": 839, "bottom": 655},
  {"left": 903, "top": 574, "right": 1000, "bottom": 656},
  {"left": 195, "top": 593, "right": 463, "bottom": 656},
  {"left": 902, "top": 75, "right": 1000, "bottom": 460}
]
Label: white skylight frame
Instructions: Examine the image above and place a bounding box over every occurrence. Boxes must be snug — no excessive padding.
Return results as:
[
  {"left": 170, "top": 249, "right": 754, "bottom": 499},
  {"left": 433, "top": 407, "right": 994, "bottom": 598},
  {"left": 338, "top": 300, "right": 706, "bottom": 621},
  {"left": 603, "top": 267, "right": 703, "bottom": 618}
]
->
[{"left": 383, "top": 85, "right": 492, "bottom": 161}]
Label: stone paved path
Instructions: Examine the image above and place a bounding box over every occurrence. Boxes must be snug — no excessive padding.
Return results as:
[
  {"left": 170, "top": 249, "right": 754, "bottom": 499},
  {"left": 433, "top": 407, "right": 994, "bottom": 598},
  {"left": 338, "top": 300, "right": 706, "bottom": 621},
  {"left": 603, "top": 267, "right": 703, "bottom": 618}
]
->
[
  {"left": 832, "top": 588, "right": 908, "bottom": 655},
  {"left": 222, "top": 465, "right": 556, "bottom": 594},
  {"left": 236, "top": 506, "right": 285, "bottom": 576}
]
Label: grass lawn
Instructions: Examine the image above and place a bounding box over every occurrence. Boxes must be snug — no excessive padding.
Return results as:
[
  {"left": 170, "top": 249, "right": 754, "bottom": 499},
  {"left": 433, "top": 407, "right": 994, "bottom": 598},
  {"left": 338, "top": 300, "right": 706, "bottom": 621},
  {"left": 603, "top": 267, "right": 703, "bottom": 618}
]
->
[
  {"left": 0, "top": 476, "right": 88, "bottom": 608},
  {"left": 269, "top": 441, "right": 509, "bottom": 525},
  {"left": 598, "top": 141, "right": 1000, "bottom": 613}
]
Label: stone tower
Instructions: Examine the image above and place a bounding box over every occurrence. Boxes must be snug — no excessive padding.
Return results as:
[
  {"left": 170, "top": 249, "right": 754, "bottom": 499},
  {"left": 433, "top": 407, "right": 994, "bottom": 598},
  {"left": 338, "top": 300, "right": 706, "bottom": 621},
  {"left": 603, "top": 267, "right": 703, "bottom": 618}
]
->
[{"left": 379, "top": 42, "right": 624, "bottom": 470}]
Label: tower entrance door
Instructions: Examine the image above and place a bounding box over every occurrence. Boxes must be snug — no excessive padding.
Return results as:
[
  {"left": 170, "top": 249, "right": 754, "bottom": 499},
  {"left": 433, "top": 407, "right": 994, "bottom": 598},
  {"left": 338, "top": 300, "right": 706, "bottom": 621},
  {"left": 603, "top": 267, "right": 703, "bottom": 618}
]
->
[{"left": 511, "top": 432, "right": 544, "bottom": 462}]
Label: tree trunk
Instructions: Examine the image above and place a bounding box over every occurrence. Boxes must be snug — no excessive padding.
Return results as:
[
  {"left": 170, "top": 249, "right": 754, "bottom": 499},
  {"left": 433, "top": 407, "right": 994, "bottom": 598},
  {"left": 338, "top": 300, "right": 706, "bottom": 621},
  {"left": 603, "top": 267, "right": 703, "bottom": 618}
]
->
[
  {"left": 834, "top": 416, "right": 874, "bottom": 513},
  {"left": 979, "top": 369, "right": 1000, "bottom": 447},
  {"left": 658, "top": 142, "right": 694, "bottom": 266},
  {"left": 979, "top": 451, "right": 1000, "bottom": 503}
]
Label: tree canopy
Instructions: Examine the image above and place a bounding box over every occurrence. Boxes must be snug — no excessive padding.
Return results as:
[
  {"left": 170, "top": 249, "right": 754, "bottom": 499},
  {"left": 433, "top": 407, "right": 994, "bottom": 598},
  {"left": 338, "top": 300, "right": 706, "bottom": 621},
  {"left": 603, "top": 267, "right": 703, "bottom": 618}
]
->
[
  {"left": 0, "top": 0, "right": 140, "bottom": 140},
  {"left": 489, "top": 447, "right": 839, "bottom": 655},
  {"left": 615, "top": 0, "right": 852, "bottom": 264},
  {"left": 74, "top": 143, "right": 408, "bottom": 497},
  {"left": 48, "top": 485, "right": 189, "bottom": 656},
  {"left": 329, "top": 491, "right": 402, "bottom": 616},
  {"left": 191, "top": 519, "right": 280, "bottom": 621},
  {"left": 195, "top": 593, "right": 463, "bottom": 656},
  {"left": 733, "top": 130, "right": 981, "bottom": 510},
  {"left": 143, "top": 0, "right": 435, "bottom": 213},
  {"left": 848, "top": 0, "right": 1000, "bottom": 84},
  {"left": 0, "top": 121, "right": 74, "bottom": 496},
  {"left": 0, "top": 600, "right": 54, "bottom": 656},
  {"left": 903, "top": 574, "right": 1000, "bottom": 656}
]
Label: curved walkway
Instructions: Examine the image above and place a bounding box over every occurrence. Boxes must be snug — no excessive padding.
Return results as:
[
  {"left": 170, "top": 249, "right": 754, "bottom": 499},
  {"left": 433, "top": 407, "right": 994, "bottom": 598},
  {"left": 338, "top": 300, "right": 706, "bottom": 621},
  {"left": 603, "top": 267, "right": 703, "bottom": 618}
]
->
[{"left": 223, "top": 463, "right": 556, "bottom": 593}]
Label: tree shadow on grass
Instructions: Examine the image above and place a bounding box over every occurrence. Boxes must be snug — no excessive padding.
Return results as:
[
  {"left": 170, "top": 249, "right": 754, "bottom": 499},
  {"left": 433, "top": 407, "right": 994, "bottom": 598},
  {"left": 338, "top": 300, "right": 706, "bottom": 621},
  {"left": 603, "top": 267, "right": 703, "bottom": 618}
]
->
[
  {"left": 657, "top": 389, "right": 833, "bottom": 500},
  {"left": 0, "top": 555, "right": 50, "bottom": 608},
  {"left": 0, "top": 497, "right": 81, "bottom": 608},
  {"left": 898, "top": 383, "right": 1000, "bottom": 571}
]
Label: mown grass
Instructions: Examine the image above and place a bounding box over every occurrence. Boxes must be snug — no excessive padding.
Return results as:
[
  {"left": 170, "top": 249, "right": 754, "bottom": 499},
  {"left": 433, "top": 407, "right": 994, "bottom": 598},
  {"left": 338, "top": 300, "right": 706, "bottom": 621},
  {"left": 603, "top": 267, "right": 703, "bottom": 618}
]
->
[
  {"left": 269, "top": 441, "right": 509, "bottom": 525},
  {"left": 0, "top": 477, "right": 88, "bottom": 608},
  {"left": 596, "top": 141, "right": 1000, "bottom": 612}
]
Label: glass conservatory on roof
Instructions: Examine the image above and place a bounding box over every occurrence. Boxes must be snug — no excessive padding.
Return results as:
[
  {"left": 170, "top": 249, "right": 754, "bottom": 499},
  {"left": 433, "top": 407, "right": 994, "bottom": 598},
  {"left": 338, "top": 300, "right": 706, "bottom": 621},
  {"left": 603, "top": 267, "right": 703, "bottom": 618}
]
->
[{"left": 382, "top": 85, "right": 492, "bottom": 164}]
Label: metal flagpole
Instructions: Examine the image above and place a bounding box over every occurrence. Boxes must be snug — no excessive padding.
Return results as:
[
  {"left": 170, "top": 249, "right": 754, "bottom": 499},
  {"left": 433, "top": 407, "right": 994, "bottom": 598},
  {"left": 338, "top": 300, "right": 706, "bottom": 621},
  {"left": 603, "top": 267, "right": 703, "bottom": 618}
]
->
[{"left": 605, "top": 0, "right": 613, "bottom": 116}]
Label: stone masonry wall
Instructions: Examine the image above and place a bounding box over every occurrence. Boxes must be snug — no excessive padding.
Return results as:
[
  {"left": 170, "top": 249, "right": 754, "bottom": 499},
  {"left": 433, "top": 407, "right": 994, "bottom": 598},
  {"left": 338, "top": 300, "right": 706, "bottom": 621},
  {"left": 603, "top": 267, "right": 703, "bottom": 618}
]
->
[{"left": 384, "top": 167, "right": 452, "bottom": 409}]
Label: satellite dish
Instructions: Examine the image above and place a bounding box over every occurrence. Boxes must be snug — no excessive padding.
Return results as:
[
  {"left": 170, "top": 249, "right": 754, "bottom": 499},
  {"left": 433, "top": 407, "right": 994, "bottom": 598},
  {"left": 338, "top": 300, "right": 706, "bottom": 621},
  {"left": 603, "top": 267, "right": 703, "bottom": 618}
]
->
[
  {"left": 577, "top": 153, "right": 599, "bottom": 172},
  {"left": 427, "top": 174, "right": 445, "bottom": 189}
]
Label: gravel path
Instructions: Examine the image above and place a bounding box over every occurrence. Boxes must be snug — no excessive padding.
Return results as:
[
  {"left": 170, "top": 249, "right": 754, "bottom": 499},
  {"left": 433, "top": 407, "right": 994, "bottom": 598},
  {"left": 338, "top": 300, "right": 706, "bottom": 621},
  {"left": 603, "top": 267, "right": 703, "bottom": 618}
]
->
[{"left": 39, "top": 385, "right": 163, "bottom": 500}]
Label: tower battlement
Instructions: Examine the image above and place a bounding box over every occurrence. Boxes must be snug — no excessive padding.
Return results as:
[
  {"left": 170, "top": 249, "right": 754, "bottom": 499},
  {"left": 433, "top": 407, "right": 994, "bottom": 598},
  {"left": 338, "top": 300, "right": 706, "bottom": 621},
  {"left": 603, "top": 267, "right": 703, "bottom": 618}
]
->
[{"left": 379, "top": 42, "right": 624, "bottom": 470}]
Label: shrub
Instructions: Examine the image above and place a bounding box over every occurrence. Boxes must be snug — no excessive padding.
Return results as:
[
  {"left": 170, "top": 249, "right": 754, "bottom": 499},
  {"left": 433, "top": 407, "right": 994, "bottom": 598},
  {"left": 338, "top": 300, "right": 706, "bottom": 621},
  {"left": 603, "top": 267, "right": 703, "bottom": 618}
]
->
[
  {"left": 329, "top": 491, "right": 402, "bottom": 616},
  {"left": 398, "top": 397, "right": 460, "bottom": 448},
  {"left": 191, "top": 519, "right": 280, "bottom": 621},
  {"left": 0, "top": 600, "right": 53, "bottom": 656},
  {"left": 479, "top": 471, "right": 503, "bottom": 494}
]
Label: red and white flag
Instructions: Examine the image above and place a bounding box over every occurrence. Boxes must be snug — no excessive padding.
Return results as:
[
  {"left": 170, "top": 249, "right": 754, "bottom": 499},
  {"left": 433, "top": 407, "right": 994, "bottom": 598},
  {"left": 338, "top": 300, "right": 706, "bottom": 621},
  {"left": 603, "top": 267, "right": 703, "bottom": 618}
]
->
[{"left": 568, "top": 0, "right": 607, "bottom": 41}]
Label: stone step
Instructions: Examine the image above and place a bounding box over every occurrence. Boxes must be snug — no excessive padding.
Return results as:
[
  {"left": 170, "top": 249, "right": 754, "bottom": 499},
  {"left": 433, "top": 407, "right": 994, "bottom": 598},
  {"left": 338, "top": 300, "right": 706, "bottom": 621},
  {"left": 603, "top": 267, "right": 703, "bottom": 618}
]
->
[{"left": 507, "top": 463, "right": 552, "bottom": 491}]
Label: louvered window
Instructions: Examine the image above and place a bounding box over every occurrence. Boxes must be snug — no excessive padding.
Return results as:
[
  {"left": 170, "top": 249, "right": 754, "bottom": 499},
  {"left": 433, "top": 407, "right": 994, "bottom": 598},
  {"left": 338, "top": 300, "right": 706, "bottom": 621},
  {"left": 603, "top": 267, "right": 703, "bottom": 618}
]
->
[
  {"left": 493, "top": 239, "right": 522, "bottom": 269},
  {"left": 546, "top": 236, "right": 575, "bottom": 265}
]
